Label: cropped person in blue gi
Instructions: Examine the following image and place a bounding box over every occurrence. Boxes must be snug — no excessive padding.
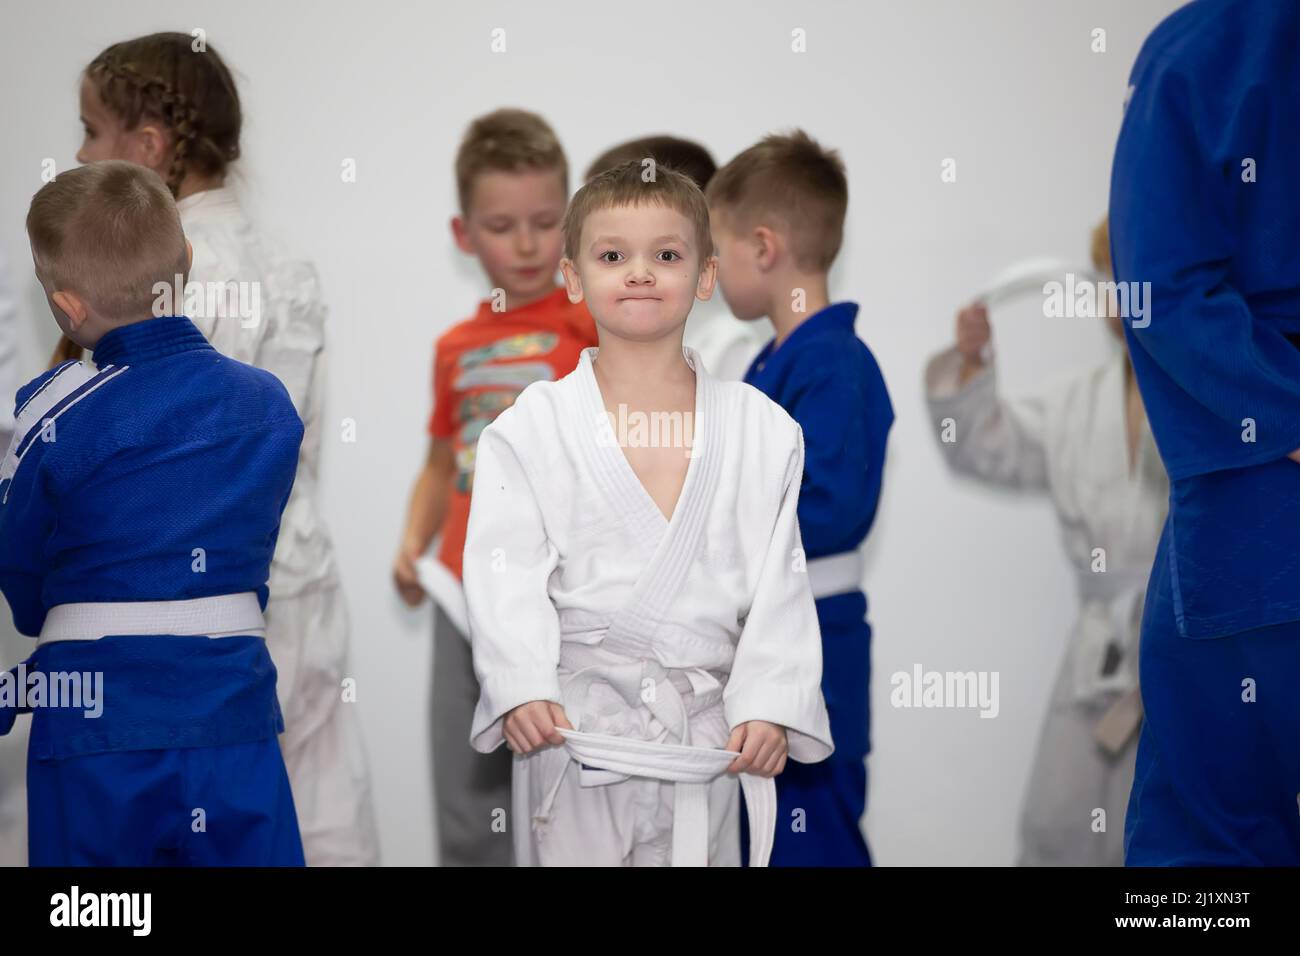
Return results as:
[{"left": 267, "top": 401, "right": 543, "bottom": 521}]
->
[
  {"left": 0, "top": 160, "right": 306, "bottom": 866},
  {"left": 709, "top": 131, "right": 894, "bottom": 866},
  {"left": 1111, "top": 0, "right": 1300, "bottom": 865}
]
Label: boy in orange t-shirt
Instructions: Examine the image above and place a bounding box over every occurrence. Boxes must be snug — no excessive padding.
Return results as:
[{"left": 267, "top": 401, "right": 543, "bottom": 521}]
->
[{"left": 392, "top": 109, "right": 596, "bottom": 866}]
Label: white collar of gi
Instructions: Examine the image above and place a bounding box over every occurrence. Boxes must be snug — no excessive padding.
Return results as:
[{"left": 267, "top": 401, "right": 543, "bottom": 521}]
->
[
  {"left": 175, "top": 185, "right": 242, "bottom": 219},
  {"left": 575, "top": 344, "right": 712, "bottom": 534}
]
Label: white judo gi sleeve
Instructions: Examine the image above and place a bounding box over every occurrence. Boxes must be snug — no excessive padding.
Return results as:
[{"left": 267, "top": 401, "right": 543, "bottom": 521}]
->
[
  {"left": 464, "top": 418, "right": 564, "bottom": 754},
  {"left": 723, "top": 424, "right": 834, "bottom": 764},
  {"left": 925, "top": 346, "right": 1051, "bottom": 491}
]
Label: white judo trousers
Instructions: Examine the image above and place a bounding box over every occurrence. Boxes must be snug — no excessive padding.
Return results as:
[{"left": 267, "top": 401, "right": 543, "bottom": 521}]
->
[
  {"left": 465, "top": 347, "right": 832, "bottom": 867},
  {"left": 926, "top": 345, "right": 1168, "bottom": 866},
  {"left": 178, "top": 188, "right": 380, "bottom": 866}
]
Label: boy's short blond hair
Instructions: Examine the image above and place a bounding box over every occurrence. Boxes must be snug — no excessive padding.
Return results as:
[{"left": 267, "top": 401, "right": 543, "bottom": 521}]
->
[
  {"left": 26, "top": 161, "right": 189, "bottom": 321},
  {"left": 455, "top": 108, "right": 569, "bottom": 215},
  {"left": 706, "top": 130, "right": 848, "bottom": 273},
  {"left": 562, "top": 160, "right": 713, "bottom": 267}
]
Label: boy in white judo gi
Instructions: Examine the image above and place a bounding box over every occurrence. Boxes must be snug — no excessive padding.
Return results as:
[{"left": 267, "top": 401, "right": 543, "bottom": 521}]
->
[{"left": 462, "top": 160, "right": 834, "bottom": 866}]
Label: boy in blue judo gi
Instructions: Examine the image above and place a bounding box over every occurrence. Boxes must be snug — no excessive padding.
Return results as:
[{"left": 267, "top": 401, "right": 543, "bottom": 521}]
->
[
  {"left": 1111, "top": 0, "right": 1300, "bottom": 865},
  {"left": 0, "top": 161, "right": 305, "bottom": 865},
  {"left": 708, "top": 131, "right": 893, "bottom": 866}
]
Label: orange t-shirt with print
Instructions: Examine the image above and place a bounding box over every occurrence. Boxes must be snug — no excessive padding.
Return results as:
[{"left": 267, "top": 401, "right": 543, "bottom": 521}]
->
[{"left": 429, "top": 286, "right": 597, "bottom": 579}]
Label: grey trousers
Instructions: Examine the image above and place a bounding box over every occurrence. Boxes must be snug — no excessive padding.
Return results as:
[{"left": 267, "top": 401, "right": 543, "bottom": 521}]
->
[{"left": 431, "top": 603, "right": 514, "bottom": 866}]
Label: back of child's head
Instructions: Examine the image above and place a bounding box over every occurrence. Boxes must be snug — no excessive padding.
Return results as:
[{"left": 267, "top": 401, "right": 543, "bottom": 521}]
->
[
  {"left": 585, "top": 136, "right": 717, "bottom": 192},
  {"left": 455, "top": 108, "right": 568, "bottom": 215},
  {"left": 562, "top": 160, "right": 712, "bottom": 268},
  {"left": 707, "top": 130, "right": 847, "bottom": 273},
  {"left": 27, "top": 161, "right": 189, "bottom": 322},
  {"left": 85, "top": 32, "right": 242, "bottom": 197}
]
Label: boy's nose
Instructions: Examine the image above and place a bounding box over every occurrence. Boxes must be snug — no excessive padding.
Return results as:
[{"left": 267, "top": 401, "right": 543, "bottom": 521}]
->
[{"left": 627, "top": 259, "right": 655, "bottom": 283}]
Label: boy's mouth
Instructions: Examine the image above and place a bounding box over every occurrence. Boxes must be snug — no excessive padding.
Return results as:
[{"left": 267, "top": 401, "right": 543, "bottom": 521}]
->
[{"left": 618, "top": 295, "right": 661, "bottom": 302}]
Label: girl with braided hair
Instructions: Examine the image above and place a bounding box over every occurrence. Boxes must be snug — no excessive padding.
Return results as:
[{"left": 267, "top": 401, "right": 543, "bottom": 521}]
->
[{"left": 67, "top": 32, "right": 380, "bottom": 866}]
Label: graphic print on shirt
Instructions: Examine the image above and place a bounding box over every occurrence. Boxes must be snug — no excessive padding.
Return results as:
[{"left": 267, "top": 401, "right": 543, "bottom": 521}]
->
[{"left": 453, "top": 331, "right": 559, "bottom": 493}]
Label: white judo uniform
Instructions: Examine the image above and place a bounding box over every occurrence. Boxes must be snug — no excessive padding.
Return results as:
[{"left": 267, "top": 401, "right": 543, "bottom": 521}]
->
[
  {"left": 176, "top": 187, "right": 380, "bottom": 866},
  {"left": 925, "top": 345, "right": 1168, "bottom": 866},
  {"left": 464, "top": 346, "right": 834, "bottom": 866}
]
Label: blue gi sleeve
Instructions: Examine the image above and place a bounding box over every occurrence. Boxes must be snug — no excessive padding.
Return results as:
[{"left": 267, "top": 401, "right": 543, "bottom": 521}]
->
[
  {"left": 0, "top": 370, "right": 74, "bottom": 638},
  {"left": 0, "top": 450, "right": 60, "bottom": 638},
  {"left": 1111, "top": 51, "right": 1300, "bottom": 479}
]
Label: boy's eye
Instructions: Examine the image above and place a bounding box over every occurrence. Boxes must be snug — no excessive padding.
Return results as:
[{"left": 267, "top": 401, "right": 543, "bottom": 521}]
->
[
  {"left": 599, "top": 251, "right": 622, "bottom": 263},
  {"left": 657, "top": 250, "right": 682, "bottom": 262},
  {"left": 534, "top": 218, "right": 559, "bottom": 230},
  {"left": 83, "top": 126, "right": 96, "bottom": 138}
]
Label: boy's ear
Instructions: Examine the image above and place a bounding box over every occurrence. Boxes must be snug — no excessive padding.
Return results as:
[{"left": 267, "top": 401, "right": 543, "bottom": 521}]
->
[
  {"left": 450, "top": 215, "right": 474, "bottom": 255},
  {"left": 51, "top": 290, "right": 89, "bottom": 330},
  {"left": 559, "top": 258, "right": 584, "bottom": 303},
  {"left": 696, "top": 255, "right": 718, "bottom": 302},
  {"left": 752, "top": 225, "right": 780, "bottom": 272}
]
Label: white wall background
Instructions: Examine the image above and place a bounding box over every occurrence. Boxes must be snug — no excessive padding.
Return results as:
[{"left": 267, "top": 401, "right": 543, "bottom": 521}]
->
[{"left": 0, "top": 0, "right": 1182, "bottom": 866}]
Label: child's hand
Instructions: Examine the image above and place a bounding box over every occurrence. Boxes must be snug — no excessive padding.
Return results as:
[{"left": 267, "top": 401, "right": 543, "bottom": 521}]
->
[
  {"left": 504, "top": 700, "right": 573, "bottom": 755},
  {"left": 392, "top": 543, "right": 426, "bottom": 607},
  {"left": 956, "top": 302, "right": 991, "bottom": 359},
  {"left": 1289, "top": 448, "right": 1300, "bottom": 465},
  {"left": 724, "top": 720, "right": 788, "bottom": 777},
  {"left": 955, "top": 302, "right": 991, "bottom": 386}
]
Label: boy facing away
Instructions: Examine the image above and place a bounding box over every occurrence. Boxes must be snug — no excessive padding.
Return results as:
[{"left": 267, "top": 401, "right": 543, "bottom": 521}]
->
[
  {"left": 462, "top": 160, "right": 833, "bottom": 866},
  {"left": 709, "top": 131, "right": 894, "bottom": 866},
  {"left": 392, "top": 108, "right": 596, "bottom": 866},
  {"left": 0, "top": 161, "right": 305, "bottom": 865}
]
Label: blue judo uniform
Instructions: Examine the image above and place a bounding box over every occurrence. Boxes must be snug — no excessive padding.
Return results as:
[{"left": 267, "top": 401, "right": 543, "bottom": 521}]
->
[
  {"left": 740, "top": 302, "right": 893, "bottom": 866},
  {"left": 0, "top": 315, "right": 306, "bottom": 866},
  {"left": 1111, "top": 0, "right": 1300, "bottom": 865}
]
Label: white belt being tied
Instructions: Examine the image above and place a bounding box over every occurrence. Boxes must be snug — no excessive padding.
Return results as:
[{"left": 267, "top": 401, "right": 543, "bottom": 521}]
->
[
  {"left": 533, "top": 645, "right": 776, "bottom": 867},
  {"left": 37, "top": 593, "right": 266, "bottom": 646}
]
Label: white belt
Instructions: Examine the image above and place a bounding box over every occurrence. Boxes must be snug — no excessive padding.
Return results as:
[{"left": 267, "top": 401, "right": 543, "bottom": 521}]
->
[
  {"left": 37, "top": 593, "right": 266, "bottom": 646},
  {"left": 414, "top": 555, "right": 471, "bottom": 641},
  {"left": 807, "top": 549, "right": 864, "bottom": 600},
  {"left": 535, "top": 647, "right": 776, "bottom": 866},
  {"left": 554, "top": 728, "right": 777, "bottom": 867}
]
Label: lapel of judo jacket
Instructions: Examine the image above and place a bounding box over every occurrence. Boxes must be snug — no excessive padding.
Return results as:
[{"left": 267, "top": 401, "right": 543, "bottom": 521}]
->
[{"left": 570, "top": 346, "right": 727, "bottom": 659}]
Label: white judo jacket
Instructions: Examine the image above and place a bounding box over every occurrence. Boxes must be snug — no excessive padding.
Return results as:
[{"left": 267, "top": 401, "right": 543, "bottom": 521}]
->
[
  {"left": 464, "top": 346, "right": 834, "bottom": 864},
  {"left": 177, "top": 187, "right": 338, "bottom": 597}
]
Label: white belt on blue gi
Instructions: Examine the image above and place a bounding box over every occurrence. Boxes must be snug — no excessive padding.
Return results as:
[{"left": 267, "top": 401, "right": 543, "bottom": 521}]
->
[{"left": 37, "top": 592, "right": 266, "bottom": 646}]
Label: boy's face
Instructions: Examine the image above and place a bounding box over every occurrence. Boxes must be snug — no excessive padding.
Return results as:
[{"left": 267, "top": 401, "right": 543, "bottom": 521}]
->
[
  {"left": 709, "top": 209, "right": 769, "bottom": 321},
  {"left": 453, "top": 168, "right": 567, "bottom": 307},
  {"left": 560, "top": 203, "right": 715, "bottom": 344}
]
